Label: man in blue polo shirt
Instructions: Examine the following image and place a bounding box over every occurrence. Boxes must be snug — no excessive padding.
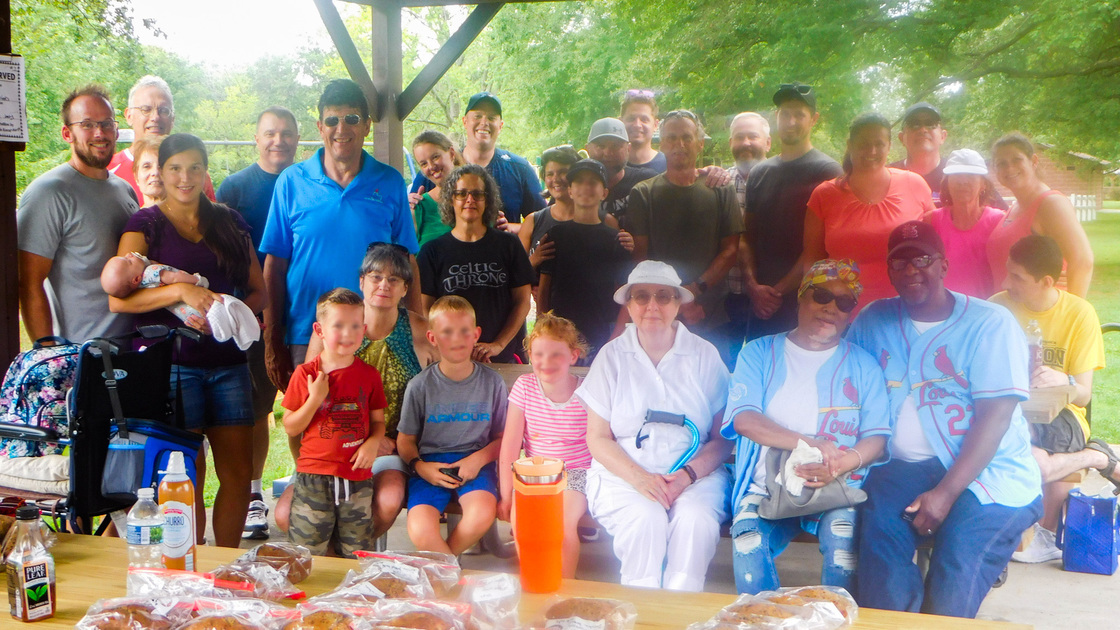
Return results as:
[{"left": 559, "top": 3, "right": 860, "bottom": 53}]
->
[
  {"left": 846, "top": 221, "right": 1042, "bottom": 619},
  {"left": 260, "top": 79, "right": 419, "bottom": 392},
  {"left": 410, "top": 92, "right": 544, "bottom": 231}
]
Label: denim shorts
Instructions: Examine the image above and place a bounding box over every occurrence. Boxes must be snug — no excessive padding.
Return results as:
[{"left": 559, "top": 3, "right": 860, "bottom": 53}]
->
[
  {"left": 169, "top": 363, "right": 254, "bottom": 430},
  {"left": 407, "top": 451, "right": 498, "bottom": 510}
]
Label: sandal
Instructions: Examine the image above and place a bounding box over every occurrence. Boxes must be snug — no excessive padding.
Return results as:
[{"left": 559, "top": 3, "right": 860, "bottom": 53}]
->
[{"left": 1086, "top": 438, "right": 1120, "bottom": 496}]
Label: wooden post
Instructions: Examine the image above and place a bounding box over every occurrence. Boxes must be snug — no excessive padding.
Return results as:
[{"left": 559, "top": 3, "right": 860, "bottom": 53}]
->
[
  {"left": 0, "top": 7, "right": 20, "bottom": 366},
  {"left": 370, "top": 0, "right": 403, "bottom": 173}
]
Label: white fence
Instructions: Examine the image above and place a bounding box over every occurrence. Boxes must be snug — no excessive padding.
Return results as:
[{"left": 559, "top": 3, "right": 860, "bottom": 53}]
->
[{"left": 1071, "top": 193, "right": 1097, "bottom": 222}]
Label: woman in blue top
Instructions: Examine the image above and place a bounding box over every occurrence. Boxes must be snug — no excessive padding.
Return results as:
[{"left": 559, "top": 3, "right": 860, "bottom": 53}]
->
[{"left": 722, "top": 259, "right": 891, "bottom": 594}]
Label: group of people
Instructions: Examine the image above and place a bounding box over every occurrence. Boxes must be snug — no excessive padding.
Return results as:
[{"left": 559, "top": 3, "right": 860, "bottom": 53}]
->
[{"left": 15, "top": 72, "right": 1118, "bottom": 621}]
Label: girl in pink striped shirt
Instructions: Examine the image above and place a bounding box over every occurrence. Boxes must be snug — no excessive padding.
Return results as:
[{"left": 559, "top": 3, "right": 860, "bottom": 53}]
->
[{"left": 498, "top": 312, "right": 593, "bottom": 578}]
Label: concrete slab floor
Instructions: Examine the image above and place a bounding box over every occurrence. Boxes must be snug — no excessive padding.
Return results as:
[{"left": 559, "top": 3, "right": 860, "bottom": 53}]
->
[{"left": 208, "top": 469, "right": 1120, "bottom": 630}]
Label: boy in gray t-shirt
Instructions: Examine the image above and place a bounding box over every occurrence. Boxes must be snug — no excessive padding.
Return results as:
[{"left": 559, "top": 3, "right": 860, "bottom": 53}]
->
[{"left": 396, "top": 296, "right": 507, "bottom": 555}]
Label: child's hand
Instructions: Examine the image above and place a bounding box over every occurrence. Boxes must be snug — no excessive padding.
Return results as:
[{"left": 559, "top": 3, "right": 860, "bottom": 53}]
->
[
  {"left": 351, "top": 438, "right": 378, "bottom": 470},
  {"left": 497, "top": 497, "right": 512, "bottom": 522},
  {"left": 377, "top": 436, "right": 396, "bottom": 458},
  {"left": 417, "top": 461, "right": 461, "bottom": 488},
  {"left": 307, "top": 370, "right": 329, "bottom": 404},
  {"left": 617, "top": 230, "right": 634, "bottom": 253},
  {"left": 452, "top": 455, "right": 483, "bottom": 483}
]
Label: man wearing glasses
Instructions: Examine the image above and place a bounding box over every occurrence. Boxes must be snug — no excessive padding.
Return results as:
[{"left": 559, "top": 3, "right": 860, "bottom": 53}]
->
[
  {"left": 890, "top": 102, "right": 948, "bottom": 204},
  {"left": 742, "top": 83, "right": 843, "bottom": 343},
  {"left": 108, "top": 75, "right": 216, "bottom": 201},
  {"left": 260, "top": 79, "right": 419, "bottom": 392},
  {"left": 846, "top": 221, "right": 1042, "bottom": 619},
  {"left": 17, "top": 85, "right": 138, "bottom": 342}
]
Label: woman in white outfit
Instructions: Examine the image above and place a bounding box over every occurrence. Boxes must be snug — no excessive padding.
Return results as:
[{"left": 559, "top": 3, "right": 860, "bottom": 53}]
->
[{"left": 577, "top": 260, "right": 733, "bottom": 592}]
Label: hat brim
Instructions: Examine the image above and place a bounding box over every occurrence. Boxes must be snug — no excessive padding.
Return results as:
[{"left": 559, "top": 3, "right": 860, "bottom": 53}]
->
[
  {"left": 943, "top": 165, "right": 988, "bottom": 176},
  {"left": 613, "top": 283, "right": 695, "bottom": 305},
  {"left": 588, "top": 132, "right": 630, "bottom": 144},
  {"left": 888, "top": 241, "right": 942, "bottom": 260}
]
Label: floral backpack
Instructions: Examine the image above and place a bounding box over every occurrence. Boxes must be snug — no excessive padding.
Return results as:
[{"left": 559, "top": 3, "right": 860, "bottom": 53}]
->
[{"left": 0, "top": 337, "right": 81, "bottom": 458}]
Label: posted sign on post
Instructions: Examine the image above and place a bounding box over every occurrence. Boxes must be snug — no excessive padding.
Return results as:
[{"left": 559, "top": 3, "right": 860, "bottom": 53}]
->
[{"left": 0, "top": 54, "right": 28, "bottom": 144}]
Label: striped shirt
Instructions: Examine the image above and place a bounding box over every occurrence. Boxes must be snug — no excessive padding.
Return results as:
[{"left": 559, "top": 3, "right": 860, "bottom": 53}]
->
[{"left": 508, "top": 373, "right": 592, "bottom": 469}]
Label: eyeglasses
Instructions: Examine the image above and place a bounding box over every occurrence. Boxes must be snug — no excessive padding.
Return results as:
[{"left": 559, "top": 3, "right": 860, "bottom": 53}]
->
[
  {"left": 130, "top": 105, "right": 173, "bottom": 118},
  {"left": 451, "top": 189, "right": 487, "bottom": 201},
  {"left": 629, "top": 290, "right": 679, "bottom": 306},
  {"left": 905, "top": 119, "right": 941, "bottom": 130},
  {"left": 887, "top": 254, "right": 942, "bottom": 272},
  {"left": 625, "top": 89, "right": 655, "bottom": 99},
  {"left": 809, "top": 286, "right": 858, "bottom": 313},
  {"left": 364, "top": 272, "right": 405, "bottom": 288},
  {"left": 323, "top": 114, "right": 363, "bottom": 127},
  {"left": 67, "top": 119, "right": 118, "bottom": 132},
  {"left": 778, "top": 83, "right": 813, "bottom": 94}
]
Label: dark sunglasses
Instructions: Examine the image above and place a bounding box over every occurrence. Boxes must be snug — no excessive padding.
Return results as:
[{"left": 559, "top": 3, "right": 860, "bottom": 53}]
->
[
  {"left": 366, "top": 241, "right": 410, "bottom": 256},
  {"left": 323, "top": 114, "right": 363, "bottom": 127},
  {"left": 779, "top": 83, "right": 813, "bottom": 94},
  {"left": 629, "top": 290, "right": 679, "bottom": 306},
  {"left": 887, "top": 254, "right": 941, "bottom": 272},
  {"left": 665, "top": 109, "right": 698, "bottom": 121},
  {"left": 809, "top": 286, "right": 858, "bottom": 313},
  {"left": 626, "top": 89, "right": 655, "bottom": 99},
  {"left": 451, "top": 189, "right": 487, "bottom": 201}
]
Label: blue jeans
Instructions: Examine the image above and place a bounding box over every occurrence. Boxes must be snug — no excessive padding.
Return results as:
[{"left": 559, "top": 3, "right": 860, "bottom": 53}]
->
[
  {"left": 731, "top": 493, "right": 859, "bottom": 594},
  {"left": 857, "top": 458, "right": 1042, "bottom": 618}
]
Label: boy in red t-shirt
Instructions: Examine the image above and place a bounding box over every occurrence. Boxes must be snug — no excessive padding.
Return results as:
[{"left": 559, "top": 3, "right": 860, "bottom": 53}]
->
[{"left": 281, "top": 288, "right": 387, "bottom": 556}]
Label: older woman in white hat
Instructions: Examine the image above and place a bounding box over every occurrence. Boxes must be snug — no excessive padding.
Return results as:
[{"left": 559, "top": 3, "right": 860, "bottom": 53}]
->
[
  {"left": 927, "top": 148, "right": 1006, "bottom": 297},
  {"left": 576, "top": 260, "right": 733, "bottom": 592}
]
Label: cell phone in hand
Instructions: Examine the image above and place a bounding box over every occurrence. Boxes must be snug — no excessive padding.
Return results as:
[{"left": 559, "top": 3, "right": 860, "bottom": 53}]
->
[
  {"left": 439, "top": 467, "right": 463, "bottom": 482},
  {"left": 900, "top": 509, "right": 916, "bottom": 523}
]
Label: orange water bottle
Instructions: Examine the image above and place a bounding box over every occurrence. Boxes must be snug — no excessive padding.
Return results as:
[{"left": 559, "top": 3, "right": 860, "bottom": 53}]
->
[
  {"left": 158, "top": 451, "right": 196, "bottom": 571},
  {"left": 512, "top": 456, "right": 566, "bottom": 593}
]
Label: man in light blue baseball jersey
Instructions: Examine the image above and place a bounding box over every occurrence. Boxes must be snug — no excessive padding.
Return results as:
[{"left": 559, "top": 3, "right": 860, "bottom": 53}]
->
[{"left": 846, "top": 221, "right": 1042, "bottom": 619}]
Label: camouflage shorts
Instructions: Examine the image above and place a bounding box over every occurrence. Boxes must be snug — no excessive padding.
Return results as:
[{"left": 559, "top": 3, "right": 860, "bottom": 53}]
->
[{"left": 288, "top": 471, "right": 374, "bottom": 558}]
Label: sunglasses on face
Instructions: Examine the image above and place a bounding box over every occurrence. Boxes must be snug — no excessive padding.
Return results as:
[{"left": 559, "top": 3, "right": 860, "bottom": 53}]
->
[
  {"left": 323, "top": 114, "right": 363, "bottom": 127},
  {"left": 629, "top": 290, "right": 679, "bottom": 306},
  {"left": 626, "top": 89, "right": 655, "bottom": 99},
  {"left": 451, "top": 189, "right": 487, "bottom": 201},
  {"left": 809, "top": 286, "right": 857, "bottom": 313},
  {"left": 887, "top": 254, "right": 941, "bottom": 272}
]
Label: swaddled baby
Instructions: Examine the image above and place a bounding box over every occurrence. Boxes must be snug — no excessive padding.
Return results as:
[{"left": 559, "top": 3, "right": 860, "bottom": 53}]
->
[{"left": 102, "top": 252, "right": 260, "bottom": 350}]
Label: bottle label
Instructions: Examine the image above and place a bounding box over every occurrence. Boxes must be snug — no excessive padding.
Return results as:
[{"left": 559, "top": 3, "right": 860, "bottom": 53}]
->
[
  {"left": 161, "top": 501, "right": 195, "bottom": 564},
  {"left": 20, "top": 560, "right": 53, "bottom": 620},
  {"left": 127, "top": 523, "right": 163, "bottom": 546}
]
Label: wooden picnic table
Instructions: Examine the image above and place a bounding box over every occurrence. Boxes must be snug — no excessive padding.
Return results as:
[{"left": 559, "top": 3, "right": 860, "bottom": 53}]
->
[
  {"left": 37, "top": 534, "right": 1030, "bottom": 629},
  {"left": 1021, "top": 383, "right": 1077, "bottom": 424}
]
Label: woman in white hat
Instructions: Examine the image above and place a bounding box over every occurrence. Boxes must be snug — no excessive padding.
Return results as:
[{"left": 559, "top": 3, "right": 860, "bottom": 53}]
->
[
  {"left": 576, "top": 260, "right": 733, "bottom": 592},
  {"left": 927, "top": 148, "right": 1006, "bottom": 298}
]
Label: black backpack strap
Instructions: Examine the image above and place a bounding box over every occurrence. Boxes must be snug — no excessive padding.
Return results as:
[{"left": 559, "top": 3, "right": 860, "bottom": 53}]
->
[
  {"left": 92, "top": 339, "right": 128, "bottom": 440},
  {"left": 171, "top": 327, "right": 202, "bottom": 431}
]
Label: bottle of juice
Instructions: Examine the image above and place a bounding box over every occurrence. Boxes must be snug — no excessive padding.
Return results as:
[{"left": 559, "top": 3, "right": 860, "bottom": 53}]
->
[
  {"left": 158, "top": 451, "right": 196, "bottom": 571},
  {"left": 6, "top": 506, "right": 55, "bottom": 622}
]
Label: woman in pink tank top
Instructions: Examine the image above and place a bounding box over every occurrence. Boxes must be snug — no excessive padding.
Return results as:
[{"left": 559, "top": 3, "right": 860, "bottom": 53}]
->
[{"left": 987, "top": 133, "right": 1094, "bottom": 296}]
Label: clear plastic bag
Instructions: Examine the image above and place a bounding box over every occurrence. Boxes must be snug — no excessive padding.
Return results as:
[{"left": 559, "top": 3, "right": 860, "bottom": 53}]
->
[
  {"left": 282, "top": 603, "right": 367, "bottom": 630},
  {"left": 211, "top": 560, "right": 306, "bottom": 601},
  {"left": 76, "top": 595, "right": 193, "bottom": 630},
  {"left": 239, "top": 541, "right": 314, "bottom": 584},
  {"left": 541, "top": 597, "right": 638, "bottom": 630},
  {"left": 363, "top": 598, "right": 474, "bottom": 630},
  {"left": 782, "top": 586, "right": 858, "bottom": 626},
  {"left": 177, "top": 611, "right": 274, "bottom": 630},
  {"left": 354, "top": 550, "right": 460, "bottom": 598},
  {"left": 716, "top": 593, "right": 832, "bottom": 630},
  {"left": 126, "top": 568, "right": 230, "bottom": 599},
  {"left": 309, "top": 564, "right": 434, "bottom": 604},
  {"left": 458, "top": 572, "right": 520, "bottom": 630},
  {"left": 191, "top": 596, "right": 298, "bottom": 628}
]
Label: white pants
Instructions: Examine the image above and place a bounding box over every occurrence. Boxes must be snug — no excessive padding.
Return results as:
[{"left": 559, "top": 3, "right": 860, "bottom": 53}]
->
[{"left": 588, "top": 465, "right": 729, "bottom": 591}]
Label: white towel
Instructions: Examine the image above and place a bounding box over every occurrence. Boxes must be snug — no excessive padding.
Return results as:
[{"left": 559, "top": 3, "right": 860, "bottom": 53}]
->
[
  {"left": 778, "top": 439, "right": 824, "bottom": 497},
  {"left": 206, "top": 295, "right": 261, "bottom": 351}
]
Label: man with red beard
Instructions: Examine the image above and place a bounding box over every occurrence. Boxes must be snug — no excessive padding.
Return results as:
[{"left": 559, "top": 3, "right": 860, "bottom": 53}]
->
[{"left": 18, "top": 85, "right": 139, "bottom": 342}]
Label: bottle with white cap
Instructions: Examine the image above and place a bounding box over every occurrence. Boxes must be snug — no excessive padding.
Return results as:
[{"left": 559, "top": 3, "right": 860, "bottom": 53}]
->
[
  {"left": 157, "top": 451, "right": 195, "bottom": 571},
  {"left": 126, "top": 487, "right": 163, "bottom": 569}
]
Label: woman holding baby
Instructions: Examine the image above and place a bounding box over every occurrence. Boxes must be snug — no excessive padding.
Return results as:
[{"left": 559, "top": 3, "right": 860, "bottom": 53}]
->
[
  {"left": 107, "top": 133, "right": 266, "bottom": 548},
  {"left": 722, "top": 259, "right": 891, "bottom": 594}
]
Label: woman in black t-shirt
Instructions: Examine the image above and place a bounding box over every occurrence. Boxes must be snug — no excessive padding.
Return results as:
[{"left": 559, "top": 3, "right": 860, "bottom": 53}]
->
[{"left": 417, "top": 165, "right": 534, "bottom": 363}]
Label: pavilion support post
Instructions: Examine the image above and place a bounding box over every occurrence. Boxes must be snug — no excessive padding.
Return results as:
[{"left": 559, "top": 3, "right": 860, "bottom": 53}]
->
[
  {"left": 314, "top": 0, "right": 381, "bottom": 121},
  {"left": 371, "top": 0, "right": 403, "bottom": 172},
  {"left": 0, "top": 8, "right": 20, "bottom": 366}
]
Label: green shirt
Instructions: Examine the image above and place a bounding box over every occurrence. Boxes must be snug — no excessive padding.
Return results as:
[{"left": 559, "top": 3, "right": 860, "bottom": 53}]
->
[{"left": 415, "top": 193, "right": 452, "bottom": 248}]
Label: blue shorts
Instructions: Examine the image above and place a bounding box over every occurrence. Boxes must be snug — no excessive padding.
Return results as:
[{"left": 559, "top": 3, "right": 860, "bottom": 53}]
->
[
  {"left": 407, "top": 451, "right": 498, "bottom": 510},
  {"left": 169, "top": 364, "right": 254, "bottom": 430}
]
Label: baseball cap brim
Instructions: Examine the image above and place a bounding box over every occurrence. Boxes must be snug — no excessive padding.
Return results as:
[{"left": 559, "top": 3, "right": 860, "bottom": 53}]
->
[
  {"left": 467, "top": 93, "right": 502, "bottom": 116},
  {"left": 943, "top": 164, "right": 988, "bottom": 176}
]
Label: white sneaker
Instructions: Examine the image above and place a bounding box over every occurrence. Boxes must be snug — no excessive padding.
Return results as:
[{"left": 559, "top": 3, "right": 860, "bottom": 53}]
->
[
  {"left": 242, "top": 493, "right": 270, "bottom": 540},
  {"left": 1011, "top": 525, "right": 1061, "bottom": 563}
]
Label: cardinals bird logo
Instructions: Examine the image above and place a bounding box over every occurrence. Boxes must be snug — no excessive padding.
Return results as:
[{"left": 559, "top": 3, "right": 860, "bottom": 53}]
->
[
  {"left": 933, "top": 346, "right": 969, "bottom": 389},
  {"left": 842, "top": 378, "right": 859, "bottom": 406}
]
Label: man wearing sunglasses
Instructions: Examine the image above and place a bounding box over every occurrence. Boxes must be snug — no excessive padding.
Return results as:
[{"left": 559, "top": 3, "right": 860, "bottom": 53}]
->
[
  {"left": 18, "top": 85, "right": 139, "bottom": 344},
  {"left": 261, "top": 79, "right": 420, "bottom": 393},
  {"left": 846, "top": 221, "right": 1042, "bottom": 618},
  {"left": 108, "top": 75, "right": 216, "bottom": 202},
  {"left": 741, "top": 82, "right": 843, "bottom": 344}
]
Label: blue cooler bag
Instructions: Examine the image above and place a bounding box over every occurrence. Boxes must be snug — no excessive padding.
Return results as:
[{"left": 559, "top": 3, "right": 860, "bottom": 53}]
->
[
  {"left": 1057, "top": 488, "right": 1119, "bottom": 575},
  {"left": 103, "top": 419, "right": 202, "bottom": 501}
]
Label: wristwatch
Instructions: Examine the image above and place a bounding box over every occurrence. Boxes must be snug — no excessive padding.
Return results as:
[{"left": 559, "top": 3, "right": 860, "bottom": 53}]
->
[{"left": 407, "top": 457, "right": 422, "bottom": 475}]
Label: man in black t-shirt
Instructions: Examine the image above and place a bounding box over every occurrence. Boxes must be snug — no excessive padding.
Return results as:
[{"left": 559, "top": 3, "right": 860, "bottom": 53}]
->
[
  {"left": 584, "top": 117, "right": 657, "bottom": 230},
  {"left": 742, "top": 82, "right": 843, "bottom": 342}
]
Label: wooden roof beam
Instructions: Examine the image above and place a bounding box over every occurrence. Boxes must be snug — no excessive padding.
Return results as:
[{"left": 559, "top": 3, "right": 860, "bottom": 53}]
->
[{"left": 314, "top": 0, "right": 383, "bottom": 120}]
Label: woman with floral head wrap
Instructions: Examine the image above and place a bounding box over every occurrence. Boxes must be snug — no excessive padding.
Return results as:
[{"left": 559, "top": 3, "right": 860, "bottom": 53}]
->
[{"left": 721, "top": 259, "right": 892, "bottom": 594}]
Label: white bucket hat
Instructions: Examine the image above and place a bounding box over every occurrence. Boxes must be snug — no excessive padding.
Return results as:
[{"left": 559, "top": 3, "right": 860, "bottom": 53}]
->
[
  {"left": 942, "top": 149, "right": 989, "bottom": 176},
  {"left": 613, "top": 260, "right": 695, "bottom": 305}
]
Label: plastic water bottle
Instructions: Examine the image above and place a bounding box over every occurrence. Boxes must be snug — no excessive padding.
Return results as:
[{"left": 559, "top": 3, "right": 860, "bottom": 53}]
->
[
  {"left": 126, "top": 487, "right": 163, "bottom": 569},
  {"left": 1026, "top": 319, "right": 1044, "bottom": 375}
]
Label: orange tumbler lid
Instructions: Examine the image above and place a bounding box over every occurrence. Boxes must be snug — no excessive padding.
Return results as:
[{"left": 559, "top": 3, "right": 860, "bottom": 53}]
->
[{"left": 513, "top": 456, "right": 564, "bottom": 477}]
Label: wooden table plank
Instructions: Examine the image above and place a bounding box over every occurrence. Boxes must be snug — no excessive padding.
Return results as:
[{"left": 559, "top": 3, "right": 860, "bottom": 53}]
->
[{"left": 37, "top": 534, "right": 1030, "bottom": 629}]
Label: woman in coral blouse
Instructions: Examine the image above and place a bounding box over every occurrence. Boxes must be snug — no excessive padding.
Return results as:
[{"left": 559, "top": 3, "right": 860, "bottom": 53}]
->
[{"left": 799, "top": 113, "right": 935, "bottom": 311}]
